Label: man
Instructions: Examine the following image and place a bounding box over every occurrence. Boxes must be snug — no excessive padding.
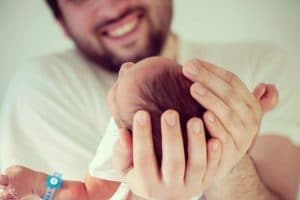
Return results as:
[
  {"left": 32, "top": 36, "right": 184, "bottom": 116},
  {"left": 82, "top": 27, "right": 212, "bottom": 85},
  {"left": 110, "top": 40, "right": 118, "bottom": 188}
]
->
[{"left": 0, "top": 0, "right": 299, "bottom": 199}]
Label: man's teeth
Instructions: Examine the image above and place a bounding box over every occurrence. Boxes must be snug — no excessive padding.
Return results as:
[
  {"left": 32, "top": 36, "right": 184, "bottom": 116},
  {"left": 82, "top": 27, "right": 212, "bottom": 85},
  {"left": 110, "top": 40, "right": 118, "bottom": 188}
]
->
[{"left": 107, "top": 20, "right": 138, "bottom": 37}]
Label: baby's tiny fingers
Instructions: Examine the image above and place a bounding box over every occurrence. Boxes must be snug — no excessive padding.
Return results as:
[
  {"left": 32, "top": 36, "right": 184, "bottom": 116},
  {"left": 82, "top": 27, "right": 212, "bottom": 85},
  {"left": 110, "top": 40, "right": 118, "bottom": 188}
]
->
[{"left": 260, "top": 84, "right": 279, "bottom": 113}]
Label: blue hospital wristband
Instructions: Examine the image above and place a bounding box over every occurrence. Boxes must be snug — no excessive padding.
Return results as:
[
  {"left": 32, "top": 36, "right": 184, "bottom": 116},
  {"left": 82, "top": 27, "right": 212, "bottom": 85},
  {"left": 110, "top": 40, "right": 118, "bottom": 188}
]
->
[{"left": 42, "top": 172, "right": 63, "bottom": 200}]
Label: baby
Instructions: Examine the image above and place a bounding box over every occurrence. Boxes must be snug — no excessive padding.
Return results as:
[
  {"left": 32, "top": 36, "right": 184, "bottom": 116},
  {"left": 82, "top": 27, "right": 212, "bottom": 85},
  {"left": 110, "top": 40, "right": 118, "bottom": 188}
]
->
[
  {"left": 106, "top": 57, "right": 277, "bottom": 165},
  {"left": 0, "top": 57, "right": 278, "bottom": 200}
]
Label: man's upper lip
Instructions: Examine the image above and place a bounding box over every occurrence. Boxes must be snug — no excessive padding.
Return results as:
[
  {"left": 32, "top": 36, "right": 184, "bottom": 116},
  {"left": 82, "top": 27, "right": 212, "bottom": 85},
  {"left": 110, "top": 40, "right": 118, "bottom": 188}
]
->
[{"left": 99, "top": 10, "right": 143, "bottom": 34}]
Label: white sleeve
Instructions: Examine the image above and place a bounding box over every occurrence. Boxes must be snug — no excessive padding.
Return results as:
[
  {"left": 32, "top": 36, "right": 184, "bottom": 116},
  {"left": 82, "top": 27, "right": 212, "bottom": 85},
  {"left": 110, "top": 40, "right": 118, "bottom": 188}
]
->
[
  {"left": 89, "top": 118, "right": 122, "bottom": 181},
  {"left": 0, "top": 61, "right": 109, "bottom": 180}
]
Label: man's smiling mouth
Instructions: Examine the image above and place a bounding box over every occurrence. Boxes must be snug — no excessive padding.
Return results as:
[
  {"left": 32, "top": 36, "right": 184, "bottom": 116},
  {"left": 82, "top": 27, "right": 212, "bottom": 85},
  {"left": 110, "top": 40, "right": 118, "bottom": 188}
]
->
[{"left": 100, "top": 10, "right": 144, "bottom": 40}]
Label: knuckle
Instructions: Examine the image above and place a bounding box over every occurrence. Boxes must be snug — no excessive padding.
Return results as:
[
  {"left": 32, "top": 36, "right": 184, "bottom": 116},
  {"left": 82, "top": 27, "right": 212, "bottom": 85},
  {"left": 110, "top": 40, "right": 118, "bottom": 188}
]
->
[
  {"left": 225, "top": 71, "right": 235, "bottom": 83},
  {"left": 223, "top": 89, "right": 236, "bottom": 105},
  {"left": 229, "top": 72, "right": 239, "bottom": 86}
]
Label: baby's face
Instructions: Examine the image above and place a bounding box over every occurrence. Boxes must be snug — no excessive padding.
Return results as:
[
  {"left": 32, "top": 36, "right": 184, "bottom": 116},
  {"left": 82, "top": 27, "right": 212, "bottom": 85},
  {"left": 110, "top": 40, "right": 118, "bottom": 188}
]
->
[{"left": 107, "top": 56, "right": 180, "bottom": 127}]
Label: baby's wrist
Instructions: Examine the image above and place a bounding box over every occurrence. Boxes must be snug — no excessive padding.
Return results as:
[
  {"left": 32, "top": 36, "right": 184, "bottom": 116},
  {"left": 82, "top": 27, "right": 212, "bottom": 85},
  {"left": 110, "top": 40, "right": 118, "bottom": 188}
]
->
[
  {"left": 42, "top": 172, "right": 63, "bottom": 200},
  {"left": 33, "top": 171, "right": 50, "bottom": 197}
]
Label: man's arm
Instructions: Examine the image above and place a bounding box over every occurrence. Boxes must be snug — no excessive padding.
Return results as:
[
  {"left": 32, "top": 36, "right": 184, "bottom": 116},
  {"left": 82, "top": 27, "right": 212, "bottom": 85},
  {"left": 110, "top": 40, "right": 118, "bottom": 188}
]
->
[
  {"left": 204, "top": 135, "right": 300, "bottom": 200},
  {"left": 204, "top": 154, "right": 280, "bottom": 200},
  {"left": 249, "top": 135, "right": 300, "bottom": 200}
]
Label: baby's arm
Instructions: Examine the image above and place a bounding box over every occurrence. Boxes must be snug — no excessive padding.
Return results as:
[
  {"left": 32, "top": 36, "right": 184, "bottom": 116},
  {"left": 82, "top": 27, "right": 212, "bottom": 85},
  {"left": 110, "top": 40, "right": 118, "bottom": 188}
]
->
[{"left": 0, "top": 166, "right": 120, "bottom": 200}]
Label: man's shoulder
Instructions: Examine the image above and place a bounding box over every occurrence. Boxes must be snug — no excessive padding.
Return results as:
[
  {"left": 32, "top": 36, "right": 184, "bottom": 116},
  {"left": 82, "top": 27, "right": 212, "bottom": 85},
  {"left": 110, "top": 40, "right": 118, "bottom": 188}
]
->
[
  {"left": 179, "top": 40, "right": 287, "bottom": 63},
  {"left": 179, "top": 40, "right": 288, "bottom": 81},
  {"left": 4, "top": 49, "right": 91, "bottom": 104},
  {"left": 12, "top": 49, "right": 95, "bottom": 90},
  {"left": 24, "top": 48, "right": 89, "bottom": 76}
]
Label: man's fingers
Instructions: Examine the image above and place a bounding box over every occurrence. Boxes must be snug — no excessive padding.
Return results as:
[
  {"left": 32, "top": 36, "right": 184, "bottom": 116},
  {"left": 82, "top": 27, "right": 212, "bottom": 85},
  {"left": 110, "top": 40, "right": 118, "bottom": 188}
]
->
[
  {"left": 185, "top": 118, "right": 207, "bottom": 186},
  {"left": 0, "top": 175, "right": 8, "bottom": 186},
  {"left": 161, "top": 110, "right": 185, "bottom": 186},
  {"left": 203, "top": 139, "right": 221, "bottom": 185},
  {"left": 203, "top": 111, "right": 240, "bottom": 176},
  {"left": 183, "top": 59, "right": 260, "bottom": 119},
  {"left": 190, "top": 83, "right": 249, "bottom": 149},
  {"left": 203, "top": 111, "right": 234, "bottom": 146},
  {"left": 132, "top": 110, "right": 159, "bottom": 181}
]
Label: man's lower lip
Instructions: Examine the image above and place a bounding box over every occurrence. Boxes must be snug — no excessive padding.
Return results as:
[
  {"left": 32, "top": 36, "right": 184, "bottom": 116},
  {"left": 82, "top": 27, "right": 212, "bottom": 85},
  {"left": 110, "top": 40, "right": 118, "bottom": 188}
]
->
[{"left": 101, "top": 14, "right": 143, "bottom": 42}]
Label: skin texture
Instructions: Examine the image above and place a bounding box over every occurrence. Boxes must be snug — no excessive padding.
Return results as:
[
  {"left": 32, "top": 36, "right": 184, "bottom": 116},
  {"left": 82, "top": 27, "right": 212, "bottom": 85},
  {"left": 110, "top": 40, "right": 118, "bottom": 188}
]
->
[{"left": 57, "top": 0, "right": 172, "bottom": 71}]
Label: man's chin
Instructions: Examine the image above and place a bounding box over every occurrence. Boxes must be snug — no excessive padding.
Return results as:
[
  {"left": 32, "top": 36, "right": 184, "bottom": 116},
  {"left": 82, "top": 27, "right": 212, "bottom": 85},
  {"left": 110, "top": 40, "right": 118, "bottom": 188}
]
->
[{"left": 76, "top": 32, "right": 166, "bottom": 72}]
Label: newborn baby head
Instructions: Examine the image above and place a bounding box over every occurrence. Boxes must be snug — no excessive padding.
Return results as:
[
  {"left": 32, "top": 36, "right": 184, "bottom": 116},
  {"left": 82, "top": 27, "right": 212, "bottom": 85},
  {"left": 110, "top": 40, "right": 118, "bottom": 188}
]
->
[{"left": 107, "top": 57, "right": 209, "bottom": 165}]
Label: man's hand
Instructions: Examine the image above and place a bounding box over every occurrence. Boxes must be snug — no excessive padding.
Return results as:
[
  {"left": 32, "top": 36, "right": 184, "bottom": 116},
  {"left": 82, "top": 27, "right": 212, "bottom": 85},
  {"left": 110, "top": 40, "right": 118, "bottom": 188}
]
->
[
  {"left": 182, "top": 59, "right": 262, "bottom": 181},
  {"left": 113, "top": 110, "right": 222, "bottom": 200},
  {"left": 112, "top": 59, "right": 272, "bottom": 199}
]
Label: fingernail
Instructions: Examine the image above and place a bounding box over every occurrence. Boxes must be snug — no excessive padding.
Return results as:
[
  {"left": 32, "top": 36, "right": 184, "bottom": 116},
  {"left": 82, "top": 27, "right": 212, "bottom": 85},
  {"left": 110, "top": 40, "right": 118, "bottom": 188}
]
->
[
  {"left": 135, "top": 111, "right": 148, "bottom": 126},
  {"left": 192, "top": 120, "right": 201, "bottom": 133},
  {"left": 166, "top": 112, "right": 177, "bottom": 127},
  {"left": 187, "top": 63, "right": 199, "bottom": 75},
  {"left": 194, "top": 83, "right": 206, "bottom": 96},
  {"left": 207, "top": 113, "right": 215, "bottom": 122}
]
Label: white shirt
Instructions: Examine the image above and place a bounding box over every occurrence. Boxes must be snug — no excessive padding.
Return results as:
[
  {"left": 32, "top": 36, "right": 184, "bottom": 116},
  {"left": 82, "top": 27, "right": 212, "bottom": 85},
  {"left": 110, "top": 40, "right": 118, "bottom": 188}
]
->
[
  {"left": 0, "top": 37, "right": 299, "bottom": 198},
  {"left": 89, "top": 40, "right": 300, "bottom": 199},
  {"left": 0, "top": 49, "right": 117, "bottom": 180}
]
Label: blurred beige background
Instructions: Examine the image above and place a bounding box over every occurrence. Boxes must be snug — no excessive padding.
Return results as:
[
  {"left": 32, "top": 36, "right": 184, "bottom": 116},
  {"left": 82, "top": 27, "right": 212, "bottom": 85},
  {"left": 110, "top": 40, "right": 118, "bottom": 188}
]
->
[{"left": 0, "top": 0, "right": 299, "bottom": 104}]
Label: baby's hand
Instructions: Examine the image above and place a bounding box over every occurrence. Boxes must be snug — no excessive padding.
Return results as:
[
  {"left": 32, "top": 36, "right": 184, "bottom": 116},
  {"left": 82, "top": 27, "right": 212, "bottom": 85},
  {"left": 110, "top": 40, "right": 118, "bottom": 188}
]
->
[
  {"left": 252, "top": 83, "right": 279, "bottom": 114},
  {"left": 0, "top": 166, "right": 47, "bottom": 199},
  {"left": 248, "top": 83, "right": 278, "bottom": 151}
]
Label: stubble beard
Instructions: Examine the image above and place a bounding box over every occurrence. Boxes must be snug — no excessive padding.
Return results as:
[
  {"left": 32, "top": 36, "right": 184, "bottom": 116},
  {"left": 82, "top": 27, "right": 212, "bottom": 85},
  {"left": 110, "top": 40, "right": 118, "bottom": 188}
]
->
[{"left": 70, "top": 22, "right": 168, "bottom": 73}]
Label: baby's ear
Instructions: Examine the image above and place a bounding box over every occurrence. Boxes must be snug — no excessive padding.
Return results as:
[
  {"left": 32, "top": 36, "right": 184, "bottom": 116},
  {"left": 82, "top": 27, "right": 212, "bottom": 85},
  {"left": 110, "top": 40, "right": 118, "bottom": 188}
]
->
[{"left": 252, "top": 83, "right": 279, "bottom": 114}]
